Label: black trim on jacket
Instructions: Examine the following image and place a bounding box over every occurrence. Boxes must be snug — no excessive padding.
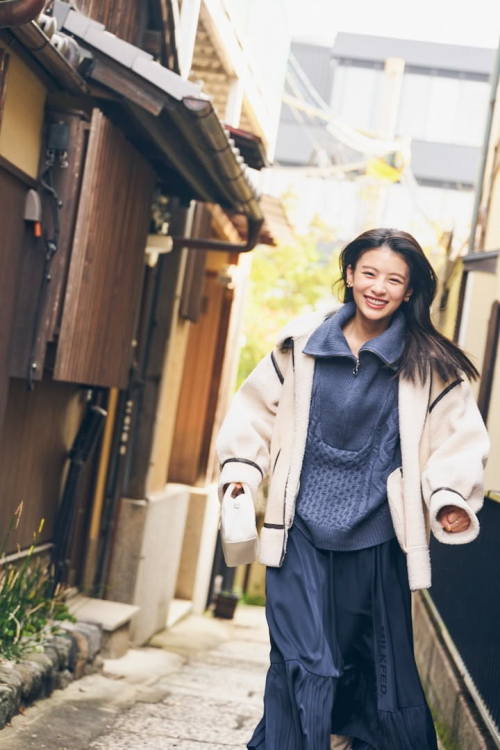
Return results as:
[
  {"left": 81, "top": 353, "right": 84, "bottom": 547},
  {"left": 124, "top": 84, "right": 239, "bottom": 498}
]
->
[
  {"left": 429, "top": 378, "right": 463, "bottom": 413},
  {"left": 270, "top": 351, "right": 284, "bottom": 384},
  {"left": 220, "top": 457, "right": 264, "bottom": 478},
  {"left": 430, "top": 486, "right": 466, "bottom": 501}
]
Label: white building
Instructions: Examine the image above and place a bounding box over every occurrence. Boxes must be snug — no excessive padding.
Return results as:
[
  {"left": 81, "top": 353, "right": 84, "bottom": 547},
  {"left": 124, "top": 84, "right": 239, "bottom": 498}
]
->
[{"left": 267, "top": 33, "right": 496, "bottom": 250}]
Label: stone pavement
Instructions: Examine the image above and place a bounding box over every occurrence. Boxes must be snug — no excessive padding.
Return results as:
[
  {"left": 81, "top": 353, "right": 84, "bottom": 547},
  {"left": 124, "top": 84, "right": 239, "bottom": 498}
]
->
[
  {"left": 0, "top": 603, "right": 269, "bottom": 750},
  {"left": 0, "top": 602, "right": 446, "bottom": 750}
]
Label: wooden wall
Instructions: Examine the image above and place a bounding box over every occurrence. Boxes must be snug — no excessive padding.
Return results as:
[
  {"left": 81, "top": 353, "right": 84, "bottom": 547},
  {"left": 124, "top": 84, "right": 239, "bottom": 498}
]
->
[
  {"left": 74, "top": 0, "right": 148, "bottom": 47},
  {"left": 53, "top": 110, "right": 155, "bottom": 388},
  {"left": 0, "top": 377, "right": 84, "bottom": 553},
  {"left": 0, "top": 161, "right": 37, "bottom": 428},
  {"left": 168, "top": 269, "right": 233, "bottom": 486}
]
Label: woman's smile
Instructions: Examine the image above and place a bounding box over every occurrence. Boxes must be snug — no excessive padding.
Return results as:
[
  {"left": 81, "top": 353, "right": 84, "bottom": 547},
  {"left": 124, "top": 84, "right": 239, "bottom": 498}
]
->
[{"left": 364, "top": 295, "right": 389, "bottom": 309}]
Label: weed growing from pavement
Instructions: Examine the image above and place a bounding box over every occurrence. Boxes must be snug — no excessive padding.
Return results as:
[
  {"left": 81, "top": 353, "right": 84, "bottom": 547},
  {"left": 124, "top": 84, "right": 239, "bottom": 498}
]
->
[{"left": 0, "top": 503, "right": 75, "bottom": 662}]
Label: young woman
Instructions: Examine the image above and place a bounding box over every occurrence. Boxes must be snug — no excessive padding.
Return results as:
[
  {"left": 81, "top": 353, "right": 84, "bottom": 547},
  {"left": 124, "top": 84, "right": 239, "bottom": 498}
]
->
[{"left": 216, "top": 228, "right": 490, "bottom": 750}]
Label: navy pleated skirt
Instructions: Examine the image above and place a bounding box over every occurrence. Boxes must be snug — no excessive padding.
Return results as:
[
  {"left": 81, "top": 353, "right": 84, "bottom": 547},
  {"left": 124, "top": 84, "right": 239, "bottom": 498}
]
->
[{"left": 247, "top": 521, "right": 438, "bottom": 750}]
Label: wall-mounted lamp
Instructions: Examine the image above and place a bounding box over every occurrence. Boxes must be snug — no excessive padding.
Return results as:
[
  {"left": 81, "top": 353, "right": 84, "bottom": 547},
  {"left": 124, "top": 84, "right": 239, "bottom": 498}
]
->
[{"left": 24, "top": 188, "right": 43, "bottom": 238}]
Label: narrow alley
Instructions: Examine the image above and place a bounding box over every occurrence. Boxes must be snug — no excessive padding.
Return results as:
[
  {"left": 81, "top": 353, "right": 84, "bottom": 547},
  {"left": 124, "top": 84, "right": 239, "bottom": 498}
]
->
[{"left": 0, "top": 605, "right": 269, "bottom": 750}]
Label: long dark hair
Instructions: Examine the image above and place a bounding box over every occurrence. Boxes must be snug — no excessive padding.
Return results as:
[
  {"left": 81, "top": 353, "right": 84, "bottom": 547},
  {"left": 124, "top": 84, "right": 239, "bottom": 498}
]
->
[{"left": 337, "top": 228, "right": 479, "bottom": 383}]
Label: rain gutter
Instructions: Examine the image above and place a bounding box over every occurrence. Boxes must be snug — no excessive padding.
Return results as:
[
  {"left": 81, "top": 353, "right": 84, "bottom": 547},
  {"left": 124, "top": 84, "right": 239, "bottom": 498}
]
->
[
  {"left": 169, "top": 96, "right": 264, "bottom": 252},
  {"left": 3, "top": 20, "right": 88, "bottom": 94}
]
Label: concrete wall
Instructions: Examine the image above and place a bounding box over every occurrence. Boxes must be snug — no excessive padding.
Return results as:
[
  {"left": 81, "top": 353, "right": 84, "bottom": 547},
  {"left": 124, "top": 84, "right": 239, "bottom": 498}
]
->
[
  {"left": 175, "top": 484, "right": 220, "bottom": 613},
  {"left": 107, "top": 484, "right": 190, "bottom": 646}
]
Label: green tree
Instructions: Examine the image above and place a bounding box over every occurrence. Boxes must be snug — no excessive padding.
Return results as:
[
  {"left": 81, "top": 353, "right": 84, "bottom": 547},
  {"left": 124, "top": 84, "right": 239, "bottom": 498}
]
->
[{"left": 237, "top": 222, "right": 340, "bottom": 387}]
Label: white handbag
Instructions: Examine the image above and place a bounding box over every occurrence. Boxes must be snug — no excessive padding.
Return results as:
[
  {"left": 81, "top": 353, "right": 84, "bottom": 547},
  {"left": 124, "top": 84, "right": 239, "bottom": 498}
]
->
[{"left": 219, "top": 483, "right": 259, "bottom": 567}]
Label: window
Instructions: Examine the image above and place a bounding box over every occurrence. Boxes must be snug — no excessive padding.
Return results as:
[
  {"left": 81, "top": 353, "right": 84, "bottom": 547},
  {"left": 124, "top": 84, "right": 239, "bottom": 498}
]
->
[
  {"left": 397, "top": 72, "right": 490, "bottom": 147},
  {"left": 397, "top": 72, "right": 431, "bottom": 140},
  {"left": 331, "top": 65, "right": 382, "bottom": 132}
]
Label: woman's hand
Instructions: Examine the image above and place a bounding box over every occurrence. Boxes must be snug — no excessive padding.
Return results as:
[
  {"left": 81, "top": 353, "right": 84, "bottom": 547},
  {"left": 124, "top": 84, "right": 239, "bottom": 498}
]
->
[
  {"left": 437, "top": 505, "right": 471, "bottom": 533},
  {"left": 223, "top": 482, "right": 245, "bottom": 497}
]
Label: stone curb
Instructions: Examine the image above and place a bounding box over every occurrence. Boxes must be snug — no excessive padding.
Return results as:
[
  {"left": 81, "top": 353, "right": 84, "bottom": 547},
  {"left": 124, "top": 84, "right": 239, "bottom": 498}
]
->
[{"left": 0, "top": 621, "right": 103, "bottom": 730}]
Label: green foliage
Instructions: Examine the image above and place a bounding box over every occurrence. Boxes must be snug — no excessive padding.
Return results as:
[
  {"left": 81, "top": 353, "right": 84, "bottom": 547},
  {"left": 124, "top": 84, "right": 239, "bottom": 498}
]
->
[
  {"left": 241, "top": 592, "right": 266, "bottom": 607},
  {"left": 237, "top": 219, "right": 340, "bottom": 386},
  {"left": 0, "top": 504, "right": 75, "bottom": 662}
]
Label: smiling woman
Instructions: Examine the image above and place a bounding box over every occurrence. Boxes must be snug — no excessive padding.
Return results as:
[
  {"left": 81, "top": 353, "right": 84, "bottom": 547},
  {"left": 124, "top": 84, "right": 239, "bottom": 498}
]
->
[
  {"left": 339, "top": 228, "right": 479, "bottom": 383},
  {"left": 216, "top": 226, "right": 490, "bottom": 749}
]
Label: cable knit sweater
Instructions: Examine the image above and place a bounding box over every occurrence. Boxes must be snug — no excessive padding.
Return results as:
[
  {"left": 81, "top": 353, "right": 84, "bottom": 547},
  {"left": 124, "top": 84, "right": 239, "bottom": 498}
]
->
[
  {"left": 216, "top": 308, "right": 490, "bottom": 590},
  {"left": 295, "top": 301, "right": 405, "bottom": 550}
]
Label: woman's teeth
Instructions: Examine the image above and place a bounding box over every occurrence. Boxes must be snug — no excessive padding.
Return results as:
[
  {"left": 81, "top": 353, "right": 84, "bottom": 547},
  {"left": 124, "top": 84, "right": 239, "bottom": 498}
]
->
[{"left": 365, "top": 296, "right": 387, "bottom": 308}]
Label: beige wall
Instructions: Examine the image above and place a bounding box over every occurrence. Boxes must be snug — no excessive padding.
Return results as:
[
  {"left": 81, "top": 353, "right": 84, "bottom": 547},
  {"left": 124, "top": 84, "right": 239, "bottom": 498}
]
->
[
  {"left": 484, "top": 353, "right": 500, "bottom": 491},
  {"left": 146, "top": 247, "right": 191, "bottom": 495},
  {"left": 458, "top": 271, "right": 498, "bottom": 398},
  {"left": 483, "top": 158, "right": 500, "bottom": 251},
  {"left": 434, "top": 259, "right": 464, "bottom": 342},
  {"left": 0, "top": 48, "right": 46, "bottom": 177}
]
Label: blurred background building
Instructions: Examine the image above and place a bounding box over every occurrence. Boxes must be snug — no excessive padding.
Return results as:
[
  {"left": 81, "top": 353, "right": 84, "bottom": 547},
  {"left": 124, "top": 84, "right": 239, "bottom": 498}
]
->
[{"left": 265, "top": 33, "right": 496, "bottom": 254}]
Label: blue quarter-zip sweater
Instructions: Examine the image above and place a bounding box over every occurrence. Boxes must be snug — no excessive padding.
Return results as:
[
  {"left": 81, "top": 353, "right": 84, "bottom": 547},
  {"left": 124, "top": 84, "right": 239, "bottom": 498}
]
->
[{"left": 294, "top": 300, "right": 406, "bottom": 551}]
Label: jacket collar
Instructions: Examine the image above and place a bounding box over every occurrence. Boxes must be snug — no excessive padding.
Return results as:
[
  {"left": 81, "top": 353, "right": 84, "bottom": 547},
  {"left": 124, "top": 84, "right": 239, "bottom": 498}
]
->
[{"left": 278, "top": 301, "right": 406, "bottom": 370}]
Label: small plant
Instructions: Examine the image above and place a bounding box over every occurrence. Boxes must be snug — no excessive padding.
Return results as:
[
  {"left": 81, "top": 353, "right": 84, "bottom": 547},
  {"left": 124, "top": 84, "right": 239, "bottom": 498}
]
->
[
  {"left": 0, "top": 503, "right": 75, "bottom": 662},
  {"left": 242, "top": 592, "right": 266, "bottom": 607}
]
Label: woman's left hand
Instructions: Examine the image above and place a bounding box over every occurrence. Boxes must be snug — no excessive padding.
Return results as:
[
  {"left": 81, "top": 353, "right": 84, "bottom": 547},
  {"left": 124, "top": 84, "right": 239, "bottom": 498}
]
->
[{"left": 437, "top": 505, "right": 471, "bottom": 533}]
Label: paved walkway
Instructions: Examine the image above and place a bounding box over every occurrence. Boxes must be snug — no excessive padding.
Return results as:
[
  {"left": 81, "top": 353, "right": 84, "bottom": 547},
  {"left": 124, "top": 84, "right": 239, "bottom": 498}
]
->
[
  {"left": 0, "top": 603, "right": 445, "bottom": 749},
  {"left": 0, "top": 604, "right": 269, "bottom": 750},
  {"left": 91, "top": 604, "right": 269, "bottom": 749}
]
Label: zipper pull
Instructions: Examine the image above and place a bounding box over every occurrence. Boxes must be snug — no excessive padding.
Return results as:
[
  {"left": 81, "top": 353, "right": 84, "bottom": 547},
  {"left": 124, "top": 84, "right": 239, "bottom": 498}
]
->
[{"left": 353, "top": 357, "right": 360, "bottom": 375}]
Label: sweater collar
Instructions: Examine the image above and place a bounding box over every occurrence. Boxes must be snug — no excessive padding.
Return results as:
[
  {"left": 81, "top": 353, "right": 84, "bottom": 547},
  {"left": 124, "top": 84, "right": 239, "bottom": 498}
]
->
[{"left": 303, "top": 301, "right": 406, "bottom": 369}]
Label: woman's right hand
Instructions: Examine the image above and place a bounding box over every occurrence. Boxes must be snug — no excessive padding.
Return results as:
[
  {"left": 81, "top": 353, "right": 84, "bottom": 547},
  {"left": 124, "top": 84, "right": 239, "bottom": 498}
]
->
[{"left": 223, "top": 482, "right": 245, "bottom": 497}]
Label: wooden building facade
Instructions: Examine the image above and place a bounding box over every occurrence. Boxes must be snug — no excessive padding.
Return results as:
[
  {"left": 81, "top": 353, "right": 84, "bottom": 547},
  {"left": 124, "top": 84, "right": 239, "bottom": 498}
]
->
[{"left": 0, "top": 0, "right": 278, "bottom": 649}]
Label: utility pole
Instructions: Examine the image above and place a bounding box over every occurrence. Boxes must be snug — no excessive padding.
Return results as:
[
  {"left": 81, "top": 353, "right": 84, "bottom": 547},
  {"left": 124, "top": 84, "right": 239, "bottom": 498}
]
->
[{"left": 361, "top": 56, "right": 405, "bottom": 230}]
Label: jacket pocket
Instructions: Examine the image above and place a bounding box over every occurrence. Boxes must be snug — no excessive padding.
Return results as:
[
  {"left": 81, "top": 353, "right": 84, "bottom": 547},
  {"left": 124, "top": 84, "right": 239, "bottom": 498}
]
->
[{"left": 386, "top": 466, "right": 406, "bottom": 550}]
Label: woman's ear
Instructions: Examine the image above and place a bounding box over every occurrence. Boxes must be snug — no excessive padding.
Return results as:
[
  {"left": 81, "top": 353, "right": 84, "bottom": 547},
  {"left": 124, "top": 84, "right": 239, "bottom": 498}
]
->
[
  {"left": 404, "top": 286, "right": 413, "bottom": 302},
  {"left": 346, "top": 265, "right": 354, "bottom": 287}
]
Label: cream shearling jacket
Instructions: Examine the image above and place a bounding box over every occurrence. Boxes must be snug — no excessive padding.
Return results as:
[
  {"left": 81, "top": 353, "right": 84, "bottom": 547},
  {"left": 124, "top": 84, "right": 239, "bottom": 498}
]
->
[{"left": 216, "top": 310, "right": 490, "bottom": 590}]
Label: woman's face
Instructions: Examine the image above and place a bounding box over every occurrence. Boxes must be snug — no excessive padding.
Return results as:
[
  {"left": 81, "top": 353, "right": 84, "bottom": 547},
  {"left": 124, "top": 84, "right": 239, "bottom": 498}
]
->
[{"left": 346, "top": 245, "right": 412, "bottom": 323}]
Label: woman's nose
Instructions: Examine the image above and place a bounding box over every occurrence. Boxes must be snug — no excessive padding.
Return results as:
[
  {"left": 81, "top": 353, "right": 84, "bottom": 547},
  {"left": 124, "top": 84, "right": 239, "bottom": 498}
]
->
[{"left": 371, "top": 279, "right": 387, "bottom": 296}]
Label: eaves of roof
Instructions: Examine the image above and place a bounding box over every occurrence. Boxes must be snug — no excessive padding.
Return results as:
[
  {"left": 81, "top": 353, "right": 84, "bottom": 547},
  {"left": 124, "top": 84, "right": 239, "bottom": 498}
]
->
[
  {"left": 2, "top": 19, "right": 88, "bottom": 94},
  {"left": 225, "top": 125, "right": 269, "bottom": 170},
  {"left": 58, "top": 6, "right": 263, "bottom": 224}
]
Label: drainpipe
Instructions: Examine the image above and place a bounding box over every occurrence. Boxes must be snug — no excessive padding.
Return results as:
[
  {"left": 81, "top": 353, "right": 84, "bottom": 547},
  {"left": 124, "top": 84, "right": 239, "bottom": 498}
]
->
[
  {"left": 468, "top": 38, "right": 500, "bottom": 254},
  {"left": 0, "top": 0, "right": 46, "bottom": 27}
]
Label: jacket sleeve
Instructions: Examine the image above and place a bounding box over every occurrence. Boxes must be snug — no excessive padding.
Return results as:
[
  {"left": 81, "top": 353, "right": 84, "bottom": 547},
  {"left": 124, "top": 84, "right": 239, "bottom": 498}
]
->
[
  {"left": 215, "top": 348, "right": 286, "bottom": 502},
  {"left": 421, "top": 375, "right": 490, "bottom": 544}
]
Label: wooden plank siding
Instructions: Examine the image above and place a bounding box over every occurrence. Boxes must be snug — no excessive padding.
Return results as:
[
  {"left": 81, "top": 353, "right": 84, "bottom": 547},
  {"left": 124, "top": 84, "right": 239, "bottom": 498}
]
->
[
  {"left": 0, "top": 377, "right": 84, "bottom": 553},
  {"left": 168, "top": 270, "right": 234, "bottom": 486},
  {"left": 8, "top": 111, "right": 89, "bottom": 383},
  {"left": 0, "top": 50, "right": 9, "bottom": 129},
  {"left": 53, "top": 110, "right": 155, "bottom": 388},
  {"left": 74, "top": 0, "right": 148, "bottom": 47},
  {"left": 0, "top": 161, "right": 38, "bottom": 428}
]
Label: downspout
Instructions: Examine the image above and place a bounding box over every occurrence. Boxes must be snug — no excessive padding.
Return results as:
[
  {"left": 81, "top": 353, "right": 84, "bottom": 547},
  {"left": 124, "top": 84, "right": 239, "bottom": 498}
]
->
[
  {"left": 0, "top": 0, "right": 46, "bottom": 27},
  {"left": 172, "top": 214, "right": 264, "bottom": 253},
  {"left": 468, "top": 38, "right": 500, "bottom": 255},
  {"left": 170, "top": 96, "right": 265, "bottom": 252}
]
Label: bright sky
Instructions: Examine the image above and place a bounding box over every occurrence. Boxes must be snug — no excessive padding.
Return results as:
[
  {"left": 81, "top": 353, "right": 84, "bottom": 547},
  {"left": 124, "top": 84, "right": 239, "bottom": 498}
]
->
[{"left": 286, "top": 0, "right": 500, "bottom": 50}]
